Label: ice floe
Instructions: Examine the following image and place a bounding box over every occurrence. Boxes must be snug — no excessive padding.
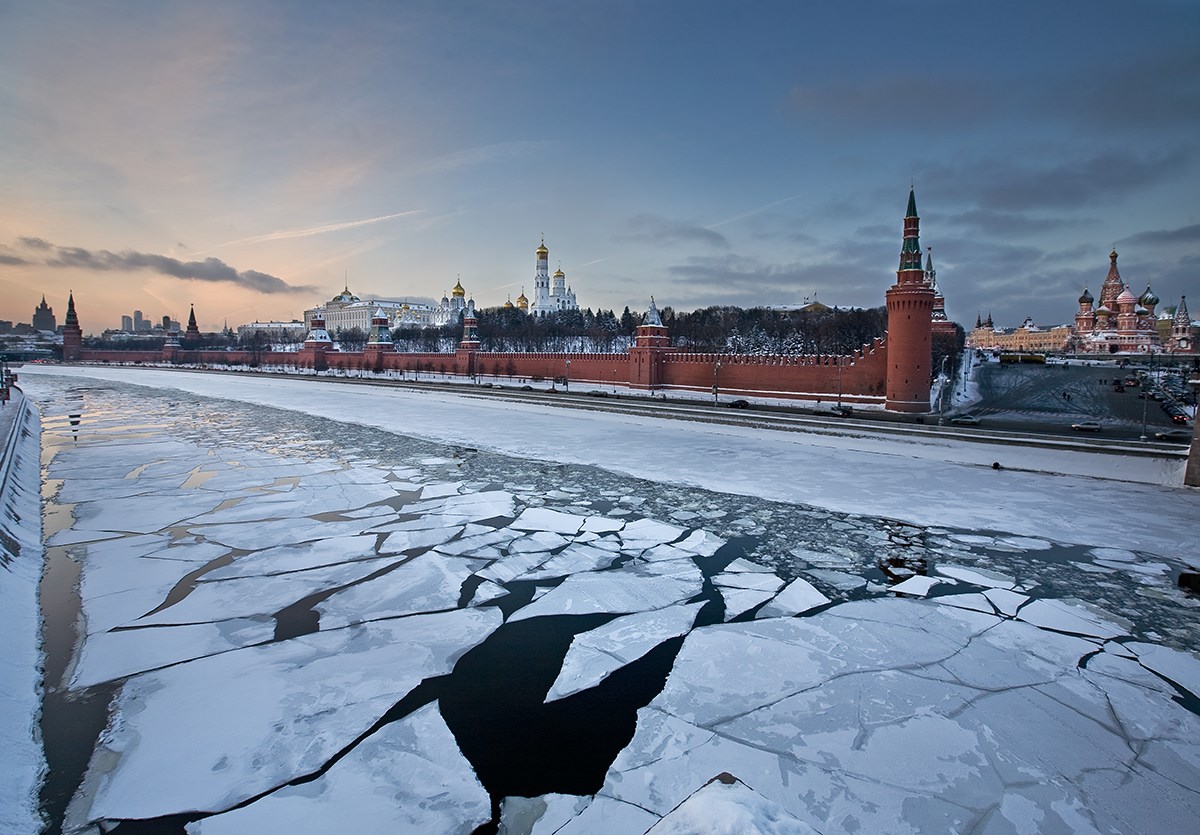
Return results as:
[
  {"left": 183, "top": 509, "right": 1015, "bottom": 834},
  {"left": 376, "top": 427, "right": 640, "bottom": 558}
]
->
[
  {"left": 509, "top": 559, "right": 703, "bottom": 622},
  {"left": 187, "top": 704, "right": 489, "bottom": 835},
  {"left": 545, "top": 603, "right": 705, "bottom": 702},
  {"left": 756, "top": 577, "right": 830, "bottom": 618},
  {"left": 587, "top": 598, "right": 1200, "bottom": 833},
  {"left": 69, "top": 608, "right": 502, "bottom": 827}
]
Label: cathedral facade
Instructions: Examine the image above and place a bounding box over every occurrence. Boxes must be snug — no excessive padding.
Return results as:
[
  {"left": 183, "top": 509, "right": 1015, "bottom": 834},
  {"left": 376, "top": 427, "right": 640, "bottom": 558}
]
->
[{"left": 1070, "top": 250, "right": 1162, "bottom": 354}]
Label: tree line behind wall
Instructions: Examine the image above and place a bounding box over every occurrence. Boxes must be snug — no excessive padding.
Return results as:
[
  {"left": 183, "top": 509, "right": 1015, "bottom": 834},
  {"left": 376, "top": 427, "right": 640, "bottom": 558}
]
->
[{"left": 385, "top": 304, "right": 899, "bottom": 357}]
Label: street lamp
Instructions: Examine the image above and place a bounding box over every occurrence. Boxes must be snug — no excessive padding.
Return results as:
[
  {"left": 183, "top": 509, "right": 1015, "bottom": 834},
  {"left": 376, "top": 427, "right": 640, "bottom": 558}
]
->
[
  {"left": 1140, "top": 349, "right": 1156, "bottom": 441},
  {"left": 713, "top": 356, "right": 722, "bottom": 404},
  {"left": 938, "top": 355, "right": 949, "bottom": 426},
  {"left": 564, "top": 358, "right": 571, "bottom": 393},
  {"left": 836, "top": 355, "right": 844, "bottom": 408}
]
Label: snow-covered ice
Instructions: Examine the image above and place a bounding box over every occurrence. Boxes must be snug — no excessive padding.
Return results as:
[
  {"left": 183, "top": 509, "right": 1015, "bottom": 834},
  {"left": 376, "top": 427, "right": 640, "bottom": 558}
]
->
[
  {"left": 591, "top": 598, "right": 1200, "bottom": 833},
  {"left": 187, "top": 703, "right": 489, "bottom": 835},
  {"left": 69, "top": 608, "right": 502, "bottom": 827},
  {"left": 18, "top": 367, "right": 1200, "bottom": 835},
  {"left": 509, "top": 559, "right": 703, "bottom": 622},
  {"left": 545, "top": 603, "right": 704, "bottom": 702},
  {"left": 756, "top": 577, "right": 830, "bottom": 617}
]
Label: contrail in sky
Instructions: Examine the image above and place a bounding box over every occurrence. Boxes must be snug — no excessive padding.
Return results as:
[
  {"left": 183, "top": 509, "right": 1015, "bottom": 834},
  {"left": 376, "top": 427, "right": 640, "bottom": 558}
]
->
[
  {"left": 706, "top": 195, "right": 802, "bottom": 230},
  {"left": 213, "top": 211, "right": 423, "bottom": 248}
]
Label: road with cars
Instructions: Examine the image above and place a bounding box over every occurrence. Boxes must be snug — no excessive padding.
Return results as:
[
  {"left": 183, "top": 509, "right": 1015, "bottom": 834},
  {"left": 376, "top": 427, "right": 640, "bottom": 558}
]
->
[{"left": 970, "top": 360, "right": 1194, "bottom": 442}]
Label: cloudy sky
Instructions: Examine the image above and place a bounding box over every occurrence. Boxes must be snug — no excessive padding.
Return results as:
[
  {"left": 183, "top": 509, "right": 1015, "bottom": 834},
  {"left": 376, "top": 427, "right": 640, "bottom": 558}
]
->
[{"left": 1, "top": 0, "right": 1196, "bottom": 333}]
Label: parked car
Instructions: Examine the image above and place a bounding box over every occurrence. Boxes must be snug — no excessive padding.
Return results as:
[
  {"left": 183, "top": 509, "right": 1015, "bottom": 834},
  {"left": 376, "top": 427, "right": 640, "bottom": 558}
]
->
[
  {"left": 727, "top": 399, "right": 750, "bottom": 409},
  {"left": 829, "top": 404, "right": 854, "bottom": 416},
  {"left": 1071, "top": 421, "right": 1103, "bottom": 432},
  {"left": 1154, "top": 429, "right": 1192, "bottom": 443},
  {"left": 949, "top": 415, "right": 980, "bottom": 426},
  {"left": 1172, "top": 413, "right": 1190, "bottom": 425}
]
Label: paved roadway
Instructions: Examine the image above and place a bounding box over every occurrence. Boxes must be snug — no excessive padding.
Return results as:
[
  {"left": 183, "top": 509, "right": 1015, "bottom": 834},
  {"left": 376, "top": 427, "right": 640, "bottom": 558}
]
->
[{"left": 969, "top": 362, "right": 1188, "bottom": 441}]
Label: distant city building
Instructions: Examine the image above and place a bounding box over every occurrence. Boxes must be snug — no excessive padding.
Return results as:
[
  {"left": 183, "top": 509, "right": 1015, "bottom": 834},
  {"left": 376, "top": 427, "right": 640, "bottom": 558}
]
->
[
  {"left": 133, "top": 310, "right": 148, "bottom": 332},
  {"left": 305, "top": 282, "right": 467, "bottom": 336},
  {"left": 969, "top": 315, "right": 1073, "bottom": 353},
  {"left": 32, "top": 295, "right": 56, "bottom": 331},
  {"left": 528, "top": 239, "right": 578, "bottom": 315},
  {"left": 237, "top": 321, "right": 308, "bottom": 344},
  {"left": 120, "top": 315, "right": 133, "bottom": 332}
]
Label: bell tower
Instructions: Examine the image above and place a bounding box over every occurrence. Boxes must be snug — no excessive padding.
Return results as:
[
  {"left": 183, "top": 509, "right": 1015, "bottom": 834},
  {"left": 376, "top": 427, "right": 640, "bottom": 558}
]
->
[{"left": 885, "top": 188, "right": 934, "bottom": 412}]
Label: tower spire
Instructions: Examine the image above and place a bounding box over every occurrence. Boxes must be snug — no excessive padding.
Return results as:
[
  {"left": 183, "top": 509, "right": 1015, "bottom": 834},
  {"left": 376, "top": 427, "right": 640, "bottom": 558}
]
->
[{"left": 897, "top": 186, "right": 923, "bottom": 280}]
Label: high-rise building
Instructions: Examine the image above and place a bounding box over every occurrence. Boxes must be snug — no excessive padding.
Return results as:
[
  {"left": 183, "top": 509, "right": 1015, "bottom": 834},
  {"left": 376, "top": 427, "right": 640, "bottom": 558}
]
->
[
  {"left": 133, "top": 310, "right": 146, "bottom": 332},
  {"left": 32, "top": 296, "right": 56, "bottom": 331},
  {"left": 121, "top": 315, "right": 133, "bottom": 332}
]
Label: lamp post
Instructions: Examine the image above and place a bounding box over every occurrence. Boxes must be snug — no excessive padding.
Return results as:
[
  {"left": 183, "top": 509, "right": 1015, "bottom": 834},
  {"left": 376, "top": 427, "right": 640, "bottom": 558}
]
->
[
  {"left": 1140, "top": 350, "right": 1156, "bottom": 441},
  {"left": 564, "top": 358, "right": 571, "bottom": 393},
  {"left": 836, "top": 355, "right": 844, "bottom": 408},
  {"left": 938, "top": 355, "right": 949, "bottom": 426},
  {"left": 713, "top": 356, "right": 722, "bottom": 404}
]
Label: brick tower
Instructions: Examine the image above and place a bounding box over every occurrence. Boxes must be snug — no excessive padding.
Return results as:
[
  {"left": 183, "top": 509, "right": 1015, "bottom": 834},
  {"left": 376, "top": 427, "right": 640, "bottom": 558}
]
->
[
  {"left": 629, "top": 297, "right": 670, "bottom": 390},
  {"left": 885, "top": 189, "right": 934, "bottom": 412},
  {"left": 61, "top": 292, "right": 82, "bottom": 361}
]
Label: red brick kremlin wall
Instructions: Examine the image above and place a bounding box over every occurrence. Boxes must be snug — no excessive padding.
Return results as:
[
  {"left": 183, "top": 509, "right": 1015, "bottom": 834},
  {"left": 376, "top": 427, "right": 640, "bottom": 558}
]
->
[{"left": 69, "top": 340, "right": 890, "bottom": 405}]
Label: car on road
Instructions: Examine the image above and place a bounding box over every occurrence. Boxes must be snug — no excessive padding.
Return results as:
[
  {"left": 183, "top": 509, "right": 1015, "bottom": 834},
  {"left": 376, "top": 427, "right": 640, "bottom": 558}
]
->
[
  {"left": 829, "top": 404, "right": 854, "bottom": 416},
  {"left": 1071, "top": 421, "right": 1103, "bottom": 432},
  {"left": 1172, "top": 413, "right": 1190, "bottom": 425},
  {"left": 949, "top": 415, "right": 981, "bottom": 426},
  {"left": 1154, "top": 429, "right": 1192, "bottom": 443},
  {"left": 727, "top": 399, "right": 750, "bottom": 409}
]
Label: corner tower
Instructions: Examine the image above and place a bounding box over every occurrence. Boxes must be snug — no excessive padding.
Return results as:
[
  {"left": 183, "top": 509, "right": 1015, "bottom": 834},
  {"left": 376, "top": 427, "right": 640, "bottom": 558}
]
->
[
  {"left": 62, "top": 292, "right": 82, "bottom": 361},
  {"left": 885, "top": 188, "right": 934, "bottom": 412}
]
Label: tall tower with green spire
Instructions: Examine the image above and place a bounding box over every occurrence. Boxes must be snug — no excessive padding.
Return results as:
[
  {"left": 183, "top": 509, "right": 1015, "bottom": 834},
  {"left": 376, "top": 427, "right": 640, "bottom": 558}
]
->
[{"left": 884, "top": 188, "right": 934, "bottom": 412}]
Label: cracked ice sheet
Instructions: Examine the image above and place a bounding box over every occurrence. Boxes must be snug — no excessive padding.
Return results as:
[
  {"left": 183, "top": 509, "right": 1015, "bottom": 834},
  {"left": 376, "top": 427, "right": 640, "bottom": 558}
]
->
[
  {"left": 134, "top": 557, "right": 399, "bottom": 626},
  {"left": 508, "top": 559, "right": 703, "bottom": 622},
  {"left": 592, "top": 599, "right": 1200, "bottom": 834},
  {"left": 187, "top": 703, "right": 489, "bottom": 835},
  {"left": 70, "top": 619, "right": 275, "bottom": 690},
  {"left": 203, "top": 535, "right": 380, "bottom": 580},
  {"left": 643, "top": 775, "right": 818, "bottom": 835},
  {"left": 545, "top": 603, "right": 705, "bottom": 702},
  {"left": 1126, "top": 642, "right": 1200, "bottom": 697},
  {"left": 512, "top": 506, "right": 586, "bottom": 534},
  {"left": 757, "top": 577, "right": 829, "bottom": 618},
  {"left": 78, "top": 541, "right": 212, "bottom": 635},
  {"left": 185, "top": 481, "right": 400, "bottom": 524},
  {"left": 70, "top": 608, "right": 503, "bottom": 828},
  {"left": 316, "top": 554, "right": 487, "bottom": 627},
  {"left": 1015, "top": 598, "right": 1128, "bottom": 639},
  {"left": 191, "top": 517, "right": 379, "bottom": 550},
  {"left": 71, "top": 490, "right": 230, "bottom": 534}
]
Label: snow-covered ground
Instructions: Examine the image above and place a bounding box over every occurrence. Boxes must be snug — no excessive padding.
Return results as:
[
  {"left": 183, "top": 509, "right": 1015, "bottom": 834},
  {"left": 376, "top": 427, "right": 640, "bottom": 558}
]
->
[
  {"left": 0, "top": 390, "right": 47, "bottom": 835},
  {"left": 17, "top": 366, "right": 1200, "bottom": 834}
]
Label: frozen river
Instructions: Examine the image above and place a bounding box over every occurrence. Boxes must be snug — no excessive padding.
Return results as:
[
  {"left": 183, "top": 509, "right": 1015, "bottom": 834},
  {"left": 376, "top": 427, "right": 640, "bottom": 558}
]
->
[{"left": 20, "top": 369, "right": 1200, "bottom": 833}]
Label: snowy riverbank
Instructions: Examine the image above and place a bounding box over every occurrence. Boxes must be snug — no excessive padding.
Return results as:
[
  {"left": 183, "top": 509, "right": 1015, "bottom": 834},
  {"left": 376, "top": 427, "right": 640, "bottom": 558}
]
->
[{"left": 0, "top": 389, "right": 47, "bottom": 834}]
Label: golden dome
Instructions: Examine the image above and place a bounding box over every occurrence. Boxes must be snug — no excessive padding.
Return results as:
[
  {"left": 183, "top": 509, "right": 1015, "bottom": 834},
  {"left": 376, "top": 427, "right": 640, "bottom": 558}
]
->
[
  {"left": 553, "top": 268, "right": 565, "bottom": 278},
  {"left": 536, "top": 239, "right": 549, "bottom": 257},
  {"left": 516, "top": 289, "right": 529, "bottom": 310},
  {"left": 451, "top": 278, "right": 466, "bottom": 297},
  {"left": 503, "top": 297, "right": 514, "bottom": 309}
]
